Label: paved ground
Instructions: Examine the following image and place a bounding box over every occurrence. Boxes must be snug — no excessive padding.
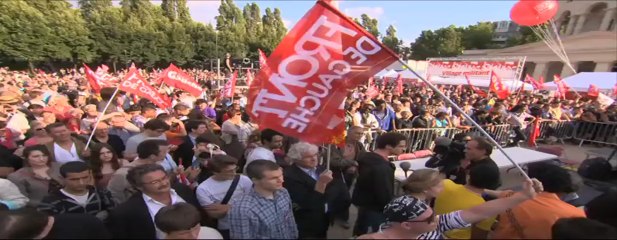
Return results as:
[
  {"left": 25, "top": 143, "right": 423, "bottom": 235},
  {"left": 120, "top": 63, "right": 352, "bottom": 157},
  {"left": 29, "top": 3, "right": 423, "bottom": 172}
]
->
[{"left": 327, "top": 143, "right": 615, "bottom": 239}]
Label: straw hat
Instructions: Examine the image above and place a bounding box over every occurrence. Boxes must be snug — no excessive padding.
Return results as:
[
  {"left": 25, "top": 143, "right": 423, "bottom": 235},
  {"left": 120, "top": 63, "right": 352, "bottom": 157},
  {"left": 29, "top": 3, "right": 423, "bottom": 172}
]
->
[{"left": 0, "top": 91, "right": 20, "bottom": 105}]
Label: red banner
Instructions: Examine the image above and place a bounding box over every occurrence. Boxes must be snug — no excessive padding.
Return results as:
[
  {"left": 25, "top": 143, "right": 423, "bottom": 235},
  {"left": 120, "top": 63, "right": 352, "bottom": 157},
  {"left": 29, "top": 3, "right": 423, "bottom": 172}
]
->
[
  {"left": 119, "top": 68, "right": 171, "bottom": 109},
  {"left": 83, "top": 64, "right": 101, "bottom": 93},
  {"left": 160, "top": 64, "right": 203, "bottom": 97},
  {"left": 247, "top": 0, "right": 399, "bottom": 144},
  {"left": 489, "top": 70, "right": 510, "bottom": 100},
  {"left": 427, "top": 60, "right": 520, "bottom": 80}
]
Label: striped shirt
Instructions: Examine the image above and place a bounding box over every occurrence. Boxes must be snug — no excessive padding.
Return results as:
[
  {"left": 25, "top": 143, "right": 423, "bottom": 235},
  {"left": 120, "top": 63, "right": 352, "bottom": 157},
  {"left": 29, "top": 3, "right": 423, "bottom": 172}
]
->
[
  {"left": 379, "top": 210, "right": 470, "bottom": 239},
  {"left": 228, "top": 187, "right": 298, "bottom": 239}
]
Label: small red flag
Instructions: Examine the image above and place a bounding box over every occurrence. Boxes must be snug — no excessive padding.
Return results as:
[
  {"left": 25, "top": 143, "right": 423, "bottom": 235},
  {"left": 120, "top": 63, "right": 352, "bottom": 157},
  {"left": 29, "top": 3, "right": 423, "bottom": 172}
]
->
[
  {"left": 160, "top": 64, "right": 203, "bottom": 97},
  {"left": 83, "top": 64, "right": 101, "bottom": 93},
  {"left": 528, "top": 118, "right": 541, "bottom": 147},
  {"left": 119, "top": 68, "right": 171, "bottom": 109},
  {"left": 588, "top": 84, "right": 599, "bottom": 97},
  {"left": 463, "top": 73, "right": 487, "bottom": 97},
  {"left": 489, "top": 70, "right": 510, "bottom": 100},
  {"left": 246, "top": 69, "right": 253, "bottom": 87},
  {"left": 554, "top": 75, "right": 570, "bottom": 100},
  {"left": 395, "top": 74, "right": 403, "bottom": 95},
  {"left": 222, "top": 70, "right": 238, "bottom": 98}
]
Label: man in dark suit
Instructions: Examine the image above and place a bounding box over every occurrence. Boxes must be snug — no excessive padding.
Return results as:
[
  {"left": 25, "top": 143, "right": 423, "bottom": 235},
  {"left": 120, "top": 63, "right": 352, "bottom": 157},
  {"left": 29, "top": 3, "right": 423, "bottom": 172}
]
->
[
  {"left": 173, "top": 120, "right": 208, "bottom": 167},
  {"left": 283, "top": 142, "right": 334, "bottom": 239},
  {"left": 107, "top": 164, "right": 205, "bottom": 239}
]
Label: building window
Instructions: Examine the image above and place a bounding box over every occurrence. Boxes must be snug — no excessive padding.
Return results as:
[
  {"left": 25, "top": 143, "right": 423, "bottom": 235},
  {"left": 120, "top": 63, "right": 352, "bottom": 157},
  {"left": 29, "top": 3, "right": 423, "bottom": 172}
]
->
[{"left": 495, "top": 21, "right": 510, "bottom": 33}]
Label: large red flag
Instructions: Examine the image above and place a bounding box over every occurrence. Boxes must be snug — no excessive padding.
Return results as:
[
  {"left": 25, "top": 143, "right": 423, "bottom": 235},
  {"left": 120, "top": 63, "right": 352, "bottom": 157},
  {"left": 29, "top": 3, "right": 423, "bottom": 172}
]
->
[
  {"left": 395, "top": 74, "right": 403, "bottom": 95},
  {"left": 246, "top": 0, "right": 399, "bottom": 144},
  {"left": 489, "top": 70, "right": 510, "bottom": 100},
  {"left": 83, "top": 64, "right": 101, "bottom": 93},
  {"left": 587, "top": 84, "right": 599, "bottom": 97},
  {"left": 222, "top": 70, "right": 238, "bottom": 98},
  {"left": 160, "top": 64, "right": 203, "bottom": 97},
  {"left": 463, "top": 73, "right": 487, "bottom": 97},
  {"left": 119, "top": 68, "right": 171, "bottom": 109}
]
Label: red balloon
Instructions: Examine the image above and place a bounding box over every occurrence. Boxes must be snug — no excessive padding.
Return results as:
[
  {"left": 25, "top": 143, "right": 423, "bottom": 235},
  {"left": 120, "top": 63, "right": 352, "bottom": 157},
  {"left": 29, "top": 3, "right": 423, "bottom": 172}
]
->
[{"left": 510, "top": 0, "right": 559, "bottom": 26}]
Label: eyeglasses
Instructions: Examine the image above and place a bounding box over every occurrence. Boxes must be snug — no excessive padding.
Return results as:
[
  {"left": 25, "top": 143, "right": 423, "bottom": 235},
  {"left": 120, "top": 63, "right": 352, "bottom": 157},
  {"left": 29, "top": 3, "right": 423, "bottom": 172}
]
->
[
  {"left": 406, "top": 211, "right": 436, "bottom": 224},
  {"left": 142, "top": 174, "right": 169, "bottom": 185}
]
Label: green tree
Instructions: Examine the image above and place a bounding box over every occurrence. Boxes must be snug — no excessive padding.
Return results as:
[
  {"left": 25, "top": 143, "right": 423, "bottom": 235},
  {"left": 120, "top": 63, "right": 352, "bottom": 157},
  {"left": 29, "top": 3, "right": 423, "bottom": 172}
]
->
[
  {"left": 0, "top": 1, "right": 52, "bottom": 70},
  {"left": 360, "top": 14, "right": 380, "bottom": 38},
  {"left": 78, "top": 0, "right": 112, "bottom": 20},
  {"left": 410, "top": 25, "right": 463, "bottom": 60},
  {"left": 461, "top": 22, "right": 495, "bottom": 49},
  {"left": 506, "top": 26, "right": 541, "bottom": 46},
  {"left": 258, "top": 7, "right": 286, "bottom": 55},
  {"left": 244, "top": 3, "right": 263, "bottom": 59},
  {"left": 382, "top": 25, "right": 402, "bottom": 54},
  {"left": 216, "top": 0, "right": 248, "bottom": 58}
]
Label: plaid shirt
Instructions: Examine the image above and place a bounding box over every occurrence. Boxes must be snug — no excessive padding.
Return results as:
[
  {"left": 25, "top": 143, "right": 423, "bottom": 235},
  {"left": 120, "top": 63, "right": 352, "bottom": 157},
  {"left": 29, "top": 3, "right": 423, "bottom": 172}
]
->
[{"left": 228, "top": 187, "right": 298, "bottom": 239}]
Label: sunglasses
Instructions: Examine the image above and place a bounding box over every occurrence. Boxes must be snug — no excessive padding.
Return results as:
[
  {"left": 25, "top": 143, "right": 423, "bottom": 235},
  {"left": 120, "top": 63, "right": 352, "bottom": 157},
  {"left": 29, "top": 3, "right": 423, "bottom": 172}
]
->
[{"left": 406, "top": 211, "right": 436, "bottom": 224}]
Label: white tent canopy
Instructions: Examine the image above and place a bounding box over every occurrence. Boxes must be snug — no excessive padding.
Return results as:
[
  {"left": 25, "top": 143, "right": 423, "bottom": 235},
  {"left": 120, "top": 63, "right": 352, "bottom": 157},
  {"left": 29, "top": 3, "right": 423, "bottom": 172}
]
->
[
  {"left": 543, "top": 72, "right": 617, "bottom": 92},
  {"left": 375, "top": 69, "right": 398, "bottom": 78},
  {"left": 429, "top": 76, "right": 535, "bottom": 91}
]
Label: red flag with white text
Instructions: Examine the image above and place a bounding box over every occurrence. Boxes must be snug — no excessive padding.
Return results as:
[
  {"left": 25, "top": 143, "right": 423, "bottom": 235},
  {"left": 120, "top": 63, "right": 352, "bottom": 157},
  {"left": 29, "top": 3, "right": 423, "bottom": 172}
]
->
[
  {"left": 83, "top": 64, "right": 102, "bottom": 93},
  {"left": 463, "top": 73, "right": 487, "bottom": 97},
  {"left": 160, "top": 64, "right": 203, "bottom": 97},
  {"left": 489, "top": 70, "right": 510, "bottom": 100},
  {"left": 246, "top": 0, "right": 400, "bottom": 144},
  {"left": 222, "top": 71, "right": 238, "bottom": 98},
  {"left": 588, "top": 84, "right": 599, "bottom": 97},
  {"left": 119, "top": 68, "right": 171, "bottom": 109}
]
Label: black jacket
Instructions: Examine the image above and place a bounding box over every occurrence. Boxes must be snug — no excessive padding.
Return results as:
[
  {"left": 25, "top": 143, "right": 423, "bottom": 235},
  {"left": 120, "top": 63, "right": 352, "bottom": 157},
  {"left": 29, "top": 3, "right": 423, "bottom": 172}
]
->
[
  {"left": 106, "top": 183, "right": 204, "bottom": 239},
  {"left": 466, "top": 157, "right": 502, "bottom": 190},
  {"left": 283, "top": 165, "right": 333, "bottom": 239},
  {"left": 37, "top": 186, "right": 115, "bottom": 218},
  {"left": 352, "top": 152, "right": 395, "bottom": 211},
  {"left": 46, "top": 213, "right": 111, "bottom": 239},
  {"left": 173, "top": 135, "right": 195, "bottom": 167}
]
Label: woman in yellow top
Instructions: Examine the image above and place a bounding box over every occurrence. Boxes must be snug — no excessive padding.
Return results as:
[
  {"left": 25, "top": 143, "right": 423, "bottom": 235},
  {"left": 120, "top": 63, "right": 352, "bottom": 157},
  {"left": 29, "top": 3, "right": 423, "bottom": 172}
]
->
[{"left": 401, "top": 167, "right": 505, "bottom": 239}]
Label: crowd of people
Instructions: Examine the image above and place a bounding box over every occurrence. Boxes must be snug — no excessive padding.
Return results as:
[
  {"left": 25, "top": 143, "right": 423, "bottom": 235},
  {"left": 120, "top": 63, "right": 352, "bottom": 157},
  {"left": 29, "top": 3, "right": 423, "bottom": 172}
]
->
[{"left": 0, "top": 66, "right": 616, "bottom": 239}]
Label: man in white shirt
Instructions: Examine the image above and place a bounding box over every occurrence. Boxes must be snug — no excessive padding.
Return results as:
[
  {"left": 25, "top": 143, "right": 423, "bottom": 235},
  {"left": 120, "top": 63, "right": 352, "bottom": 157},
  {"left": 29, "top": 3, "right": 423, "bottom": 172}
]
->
[
  {"left": 244, "top": 128, "right": 284, "bottom": 173},
  {"left": 196, "top": 155, "right": 252, "bottom": 239},
  {"left": 44, "top": 122, "right": 90, "bottom": 164}
]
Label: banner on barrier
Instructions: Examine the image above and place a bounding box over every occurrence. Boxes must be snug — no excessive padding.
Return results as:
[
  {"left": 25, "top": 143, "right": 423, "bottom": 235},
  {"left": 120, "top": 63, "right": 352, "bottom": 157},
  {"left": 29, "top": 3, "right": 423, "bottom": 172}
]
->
[{"left": 427, "top": 60, "right": 521, "bottom": 80}]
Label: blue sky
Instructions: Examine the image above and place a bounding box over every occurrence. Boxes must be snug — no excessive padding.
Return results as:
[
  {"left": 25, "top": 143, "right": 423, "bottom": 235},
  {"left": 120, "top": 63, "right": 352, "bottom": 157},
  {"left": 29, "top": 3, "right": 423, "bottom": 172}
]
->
[{"left": 72, "top": 0, "right": 518, "bottom": 44}]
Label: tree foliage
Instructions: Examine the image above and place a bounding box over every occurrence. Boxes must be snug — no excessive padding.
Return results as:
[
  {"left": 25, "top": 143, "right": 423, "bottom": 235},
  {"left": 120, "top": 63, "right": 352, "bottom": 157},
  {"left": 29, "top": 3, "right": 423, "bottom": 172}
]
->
[
  {"left": 382, "top": 25, "right": 402, "bottom": 54},
  {"left": 359, "top": 14, "right": 380, "bottom": 38},
  {"left": 0, "top": 0, "right": 288, "bottom": 70}
]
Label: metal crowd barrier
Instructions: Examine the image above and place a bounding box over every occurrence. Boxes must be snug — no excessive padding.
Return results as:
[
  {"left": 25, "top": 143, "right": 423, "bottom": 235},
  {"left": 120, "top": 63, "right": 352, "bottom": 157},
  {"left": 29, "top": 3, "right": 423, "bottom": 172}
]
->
[
  {"left": 362, "top": 124, "right": 512, "bottom": 152},
  {"left": 574, "top": 121, "right": 617, "bottom": 146},
  {"left": 536, "top": 120, "right": 576, "bottom": 144}
]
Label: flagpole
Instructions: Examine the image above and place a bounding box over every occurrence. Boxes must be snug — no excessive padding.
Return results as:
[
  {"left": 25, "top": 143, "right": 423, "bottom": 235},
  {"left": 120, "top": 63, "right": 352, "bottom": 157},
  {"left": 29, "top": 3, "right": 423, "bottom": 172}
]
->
[
  {"left": 326, "top": 144, "right": 332, "bottom": 170},
  {"left": 398, "top": 60, "right": 531, "bottom": 180},
  {"left": 84, "top": 87, "right": 121, "bottom": 150}
]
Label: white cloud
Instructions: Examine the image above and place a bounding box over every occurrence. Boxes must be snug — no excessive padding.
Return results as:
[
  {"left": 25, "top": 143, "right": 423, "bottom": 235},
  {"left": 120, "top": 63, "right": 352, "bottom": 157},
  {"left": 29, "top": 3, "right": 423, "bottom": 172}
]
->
[
  {"left": 186, "top": 1, "right": 221, "bottom": 26},
  {"left": 343, "top": 6, "right": 384, "bottom": 20}
]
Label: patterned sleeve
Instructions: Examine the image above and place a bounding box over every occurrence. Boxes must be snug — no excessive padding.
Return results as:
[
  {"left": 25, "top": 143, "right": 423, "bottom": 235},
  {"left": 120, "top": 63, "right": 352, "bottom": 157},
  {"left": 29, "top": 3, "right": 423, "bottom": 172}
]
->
[
  {"left": 229, "top": 198, "right": 259, "bottom": 239},
  {"left": 437, "top": 211, "right": 471, "bottom": 233}
]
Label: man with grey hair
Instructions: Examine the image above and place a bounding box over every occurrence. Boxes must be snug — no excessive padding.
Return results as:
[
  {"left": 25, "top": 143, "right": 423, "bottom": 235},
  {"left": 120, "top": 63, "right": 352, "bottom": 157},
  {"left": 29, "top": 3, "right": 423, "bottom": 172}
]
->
[
  {"left": 283, "top": 142, "right": 334, "bottom": 238},
  {"left": 107, "top": 164, "right": 203, "bottom": 239}
]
